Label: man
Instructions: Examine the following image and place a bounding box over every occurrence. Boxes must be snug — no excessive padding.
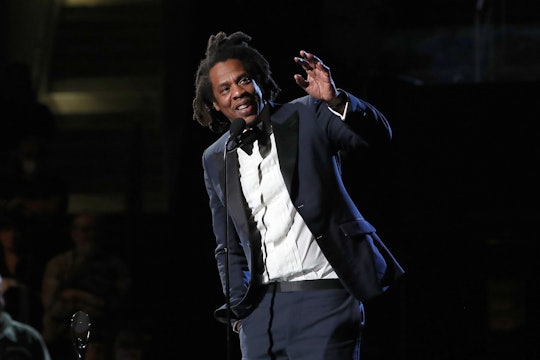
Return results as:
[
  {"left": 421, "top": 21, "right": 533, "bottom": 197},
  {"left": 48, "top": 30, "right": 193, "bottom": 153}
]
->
[
  {"left": 0, "top": 273, "right": 51, "bottom": 360},
  {"left": 193, "top": 31, "right": 405, "bottom": 359}
]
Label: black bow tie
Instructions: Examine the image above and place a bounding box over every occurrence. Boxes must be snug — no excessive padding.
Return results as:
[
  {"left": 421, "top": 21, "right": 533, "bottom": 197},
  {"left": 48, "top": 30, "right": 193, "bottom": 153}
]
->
[{"left": 239, "top": 126, "right": 270, "bottom": 156}]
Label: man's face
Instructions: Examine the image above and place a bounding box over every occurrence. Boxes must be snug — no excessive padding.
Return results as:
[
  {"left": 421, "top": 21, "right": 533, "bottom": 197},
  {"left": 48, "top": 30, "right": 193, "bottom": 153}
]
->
[
  {"left": 210, "top": 58, "right": 263, "bottom": 127},
  {"left": 71, "top": 214, "right": 96, "bottom": 248}
]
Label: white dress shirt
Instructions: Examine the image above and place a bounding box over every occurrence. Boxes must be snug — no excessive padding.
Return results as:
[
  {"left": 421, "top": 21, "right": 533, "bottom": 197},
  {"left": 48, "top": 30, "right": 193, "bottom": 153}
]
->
[{"left": 238, "top": 132, "right": 337, "bottom": 284}]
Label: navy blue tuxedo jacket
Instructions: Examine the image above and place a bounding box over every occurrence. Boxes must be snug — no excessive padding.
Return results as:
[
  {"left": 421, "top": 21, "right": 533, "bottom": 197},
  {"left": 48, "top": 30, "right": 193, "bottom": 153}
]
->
[{"left": 202, "top": 93, "right": 405, "bottom": 323}]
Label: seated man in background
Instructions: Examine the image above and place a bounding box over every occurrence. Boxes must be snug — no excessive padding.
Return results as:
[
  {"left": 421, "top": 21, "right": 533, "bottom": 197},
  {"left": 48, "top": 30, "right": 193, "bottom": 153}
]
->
[{"left": 41, "top": 212, "right": 132, "bottom": 360}]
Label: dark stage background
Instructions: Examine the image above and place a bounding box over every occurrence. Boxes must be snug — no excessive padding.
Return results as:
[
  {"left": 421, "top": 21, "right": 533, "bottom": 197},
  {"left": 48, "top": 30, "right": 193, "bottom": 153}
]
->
[{"left": 2, "top": 1, "right": 540, "bottom": 359}]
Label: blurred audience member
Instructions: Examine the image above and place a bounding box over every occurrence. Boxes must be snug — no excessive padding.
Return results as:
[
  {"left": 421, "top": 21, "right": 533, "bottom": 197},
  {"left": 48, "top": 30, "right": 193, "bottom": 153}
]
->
[
  {"left": 0, "top": 133, "right": 69, "bottom": 263},
  {"left": 0, "top": 273, "right": 51, "bottom": 360},
  {"left": 0, "top": 61, "right": 56, "bottom": 159},
  {"left": 0, "top": 134, "right": 68, "bottom": 216},
  {"left": 42, "top": 212, "right": 132, "bottom": 360},
  {"left": 0, "top": 211, "right": 44, "bottom": 330},
  {"left": 0, "top": 61, "right": 65, "bottom": 267}
]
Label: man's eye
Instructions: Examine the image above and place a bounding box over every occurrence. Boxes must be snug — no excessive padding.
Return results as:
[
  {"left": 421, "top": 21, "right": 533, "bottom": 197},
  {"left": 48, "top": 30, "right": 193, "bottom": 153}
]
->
[{"left": 239, "top": 77, "right": 251, "bottom": 84}]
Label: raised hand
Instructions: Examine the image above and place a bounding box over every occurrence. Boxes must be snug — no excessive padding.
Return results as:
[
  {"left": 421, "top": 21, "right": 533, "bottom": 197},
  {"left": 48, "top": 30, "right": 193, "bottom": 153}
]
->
[{"left": 293, "top": 50, "right": 338, "bottom": 102}]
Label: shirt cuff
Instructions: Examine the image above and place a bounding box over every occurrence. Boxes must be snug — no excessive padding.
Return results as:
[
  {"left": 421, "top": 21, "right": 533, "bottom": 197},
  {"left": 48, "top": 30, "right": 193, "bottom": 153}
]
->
[
  {"left": 327, "top": 89, "right": 349, "bottom": 120},
  {"left": 328, "top": 100, "right": 349, "bottom": 120}
]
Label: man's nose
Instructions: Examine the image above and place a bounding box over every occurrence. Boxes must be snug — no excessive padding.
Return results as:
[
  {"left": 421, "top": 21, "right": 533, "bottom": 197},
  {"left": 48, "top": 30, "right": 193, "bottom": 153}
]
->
[{"left": 231, "top": 83, "right": 245, "bottom": 98}]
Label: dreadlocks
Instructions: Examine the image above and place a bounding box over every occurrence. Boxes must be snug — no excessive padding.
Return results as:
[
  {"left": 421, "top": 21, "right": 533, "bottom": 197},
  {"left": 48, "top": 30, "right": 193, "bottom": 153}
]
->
[{"left": 192, "top": 31, "right": 281, "bottom": 133}]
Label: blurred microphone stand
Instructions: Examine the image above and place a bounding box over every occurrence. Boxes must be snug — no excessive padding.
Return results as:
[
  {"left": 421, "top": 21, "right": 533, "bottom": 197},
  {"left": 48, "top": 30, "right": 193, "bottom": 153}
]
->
[{"left": 70, "top": 311, "right": 91, "bottom": 360}]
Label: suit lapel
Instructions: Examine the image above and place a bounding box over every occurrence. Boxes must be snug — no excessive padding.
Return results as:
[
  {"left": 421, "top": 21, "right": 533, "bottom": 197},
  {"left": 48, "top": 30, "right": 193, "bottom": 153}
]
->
[
  {"left": 271, "top": 110, "right": 299, "bottom": 197},
  {"left": 220, "top": 151, "right": 251, "bottom": 232}
]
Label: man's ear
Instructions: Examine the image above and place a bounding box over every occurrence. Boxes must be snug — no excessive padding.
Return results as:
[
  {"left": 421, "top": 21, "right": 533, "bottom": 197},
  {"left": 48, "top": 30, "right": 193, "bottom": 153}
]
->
[{"left": 212, "top": 101, "right": 220, "bottom": 112}]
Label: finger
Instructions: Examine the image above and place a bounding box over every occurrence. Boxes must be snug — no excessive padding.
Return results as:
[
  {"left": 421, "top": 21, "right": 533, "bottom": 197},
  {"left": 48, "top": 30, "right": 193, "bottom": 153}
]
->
[
  {"left": 298, "top": 50, "right": 315, "bottom": 64},
  {"left": 294, "top": 56, "right": 313, "bottom": 71},
  {"left": 302, "top": 51, "right": 322, "bottom": 64},
  {"left": 294, "top": 74, "right": 308, "bottom": 88},
  {"left": 308, "top": 54, "right": 324, "bottom": 68}
]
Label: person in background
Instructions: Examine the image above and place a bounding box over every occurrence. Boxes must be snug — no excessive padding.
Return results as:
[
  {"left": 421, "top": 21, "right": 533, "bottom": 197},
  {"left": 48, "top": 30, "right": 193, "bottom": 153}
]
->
[
  {"left": 41, "top": 212, "right": 132, "bottom": 360},
  {"left": 0, "top": 210, "right": 44, "bottom": 331},
  {"left": 0, "top": 272, "right": 51, "bottom": 360},
  {"left": 0, "top": 133, "right": 69, "bottom": 266},
  {"left": 192, "top": 31, "right": 405, "bottom": 359},
  {"left": 0, "top": 62, "right": 67, "bottom": 273},
  {"left": 0, "top": 61, "right": 56, "bottom": 160}
]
